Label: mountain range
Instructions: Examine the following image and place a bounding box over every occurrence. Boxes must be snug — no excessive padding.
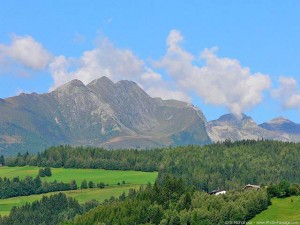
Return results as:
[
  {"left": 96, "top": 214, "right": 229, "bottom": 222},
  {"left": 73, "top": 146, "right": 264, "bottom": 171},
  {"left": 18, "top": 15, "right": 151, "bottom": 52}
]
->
[
  {"left": 206, "top": 114, "right": 300, "bottom": 142},
  {"left": 0, "top": 77, "right": 210, "bottom": 155},
  {"left": 1, "top": 76, "right": 300, "bottom": 155}
]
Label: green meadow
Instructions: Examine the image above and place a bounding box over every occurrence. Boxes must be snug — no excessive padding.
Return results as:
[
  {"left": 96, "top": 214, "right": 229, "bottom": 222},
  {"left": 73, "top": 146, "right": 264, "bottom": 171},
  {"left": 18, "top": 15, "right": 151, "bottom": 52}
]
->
[
  {"left": 0, "top": 166, "right": 157, "bottom": 216},
  {"left": 0, "top": 185, "right": 141, "bottom": 216},
  {"left": 0, "top": 166, "right": 158, "bottom": 186},
  {"left": 250, "top": 196, "right": 300, "bottom": 224}
]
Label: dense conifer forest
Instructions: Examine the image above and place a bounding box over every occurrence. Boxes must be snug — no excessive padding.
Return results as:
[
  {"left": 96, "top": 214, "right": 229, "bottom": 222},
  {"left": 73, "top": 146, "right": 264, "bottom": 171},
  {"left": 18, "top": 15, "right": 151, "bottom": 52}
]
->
[
  {"left": 73, "top": 176, "right": 270, "bottom": 225},
  {"left": 0, "top": 193, "right": 93, "bottom": 225},
  {"left": 6, "top": 140, "right": 300, "bottom": 191},
  {"left": 1, "top": 140, "right": 300, "bottom": 224}
]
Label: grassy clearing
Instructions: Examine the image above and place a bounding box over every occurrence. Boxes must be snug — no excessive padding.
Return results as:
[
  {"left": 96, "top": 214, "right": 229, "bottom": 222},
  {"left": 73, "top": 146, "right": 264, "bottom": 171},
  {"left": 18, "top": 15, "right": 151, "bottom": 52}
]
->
[
  {"left": 0, "top": 166, "right": 157, "bottom": 216},
  {"left": 0, "top": 185, "right": 140, "bottom": 216},
  {"left": 250, "top": 196, "right": 300, "bottom": 224},
  {"left": 0, "top": 166, "right": 158, "bottom": 186}
]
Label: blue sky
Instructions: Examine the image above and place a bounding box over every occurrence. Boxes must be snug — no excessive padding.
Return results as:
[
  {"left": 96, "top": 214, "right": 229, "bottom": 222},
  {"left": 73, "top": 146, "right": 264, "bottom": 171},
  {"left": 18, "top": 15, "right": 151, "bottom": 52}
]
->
[{"left": 1, "top": 1, "right": 300, "bottom": 123}]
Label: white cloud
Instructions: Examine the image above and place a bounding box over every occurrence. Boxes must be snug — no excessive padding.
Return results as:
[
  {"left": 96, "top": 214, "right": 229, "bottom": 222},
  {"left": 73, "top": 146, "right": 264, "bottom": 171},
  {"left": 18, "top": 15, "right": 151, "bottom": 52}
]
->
[
  {"left": 49, "top": 37, "right": 187, "bottom": 101},
  {"left": 154, "top": 30, "right": 271, "bottom": 115},
  {"left": 272, "top": 77, "right": 300, "bottom": 110},
  {"left": 49, "top": 55, "right": 71, "bottom": 90},
  {"left": 0, "top": 35, "right": 52, "bottom": 70},
  {"left": 0, "top": 31, "right": 275, "bottom": 112},
  {"left": 140, "top": 69, "right": 162, "bottom": 83},
  {"left": 146, "top": 87, "right": 191, "bottom": 102},
  {"left": 49, "top": 38, "right": 191, "bottom": 102},
  {"left": 48, "top": 30, "right": 271, "bottom": 112},
  {"left": 49, "top": 37, "right": 146, "bottom": 89}
]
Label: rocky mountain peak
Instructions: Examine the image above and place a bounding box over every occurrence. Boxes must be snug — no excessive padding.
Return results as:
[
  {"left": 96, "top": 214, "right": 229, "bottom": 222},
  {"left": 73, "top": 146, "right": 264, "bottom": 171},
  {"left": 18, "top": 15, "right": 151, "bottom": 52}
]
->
[
  {"left": 268, "top": 116, "right": 291, "bottom": 124},
  {"left": 218, "top": 113, "right": 250, "bottom": 121},
  {"left": 0, "top": 77, "right": 210, "bottom": 155},
  {"left": 116, "top": 80, "right": 149, "bottom": 97},
  {"left": 211, "top": 113, "right": 255, "bottom": 128},
  {"left": 259, "top": 116, "right": 300, "bottom": 135},
  {"left": 207, "top": 112, "right": 300, "bottom": 143},
  {"left": 87, "top": 76, "right": 114, "bottom": 88},
  {"left": 54, "top": 79, "right": 86, "bottom": 93},
  {"left": 116, "top": 79, "right": 138, "bottom": 88},
  {"left": 66, "top": 79, "right": 85, "bottom": 88}
]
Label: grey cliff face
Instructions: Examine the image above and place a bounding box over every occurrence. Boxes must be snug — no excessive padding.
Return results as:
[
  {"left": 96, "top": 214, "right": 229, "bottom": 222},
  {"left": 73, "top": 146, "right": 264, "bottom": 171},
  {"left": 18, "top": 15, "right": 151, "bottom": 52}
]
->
[{"left": 0, "top": 77, "right": 210, "bottom": 155}]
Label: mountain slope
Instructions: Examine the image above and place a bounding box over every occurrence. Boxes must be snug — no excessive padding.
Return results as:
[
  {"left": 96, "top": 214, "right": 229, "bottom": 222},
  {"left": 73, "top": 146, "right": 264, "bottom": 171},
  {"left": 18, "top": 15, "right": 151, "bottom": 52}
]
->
[
  {"left": 259, "top": 117, "right": 300, "bottom": 142},
  {"left": 259, "top": 117, "right": 300, "bottom": 134},
  {"left": 0, "top": 77, "right": 210, "bottom": 155},
  {"left": 206, "top": 113, "right": 289, "bottom": 142}
]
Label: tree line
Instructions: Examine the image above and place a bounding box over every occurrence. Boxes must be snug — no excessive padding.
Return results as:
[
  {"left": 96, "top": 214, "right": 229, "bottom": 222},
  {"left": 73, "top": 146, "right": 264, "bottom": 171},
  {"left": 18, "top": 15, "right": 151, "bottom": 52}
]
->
[
  {"left": 5, "top": 140, "right": 300, "bottom": 191},
  {"left": 267, "top": 180, "right": 300, "bottom": 198},
  {"left": 0, "top": 174, "right": 110, "bottom": 199},
  {"left": 0, "top": 175, "right": 77, "bottom": 199},
  {"left": 79, "top": 179, "right": 107, "bottom": 189},
  {"left": 5, "top": 146, "right": 162, "bottom": 171}
]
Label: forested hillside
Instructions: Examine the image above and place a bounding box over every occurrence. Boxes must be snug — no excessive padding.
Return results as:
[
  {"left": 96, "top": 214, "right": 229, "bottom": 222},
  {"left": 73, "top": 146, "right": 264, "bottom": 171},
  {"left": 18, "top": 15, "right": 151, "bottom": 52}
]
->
[
  {"left": 73, "top": 176, "right": 270, "bottom": 225},
  {"left": 5, "top": 146, "right": 163, "bottom": 171},
  {"left": 0, "top": 193, "right": 83, "bottom": 225},
  {"left": 6, "top": 140, "right": 300, "bottom": 191},
  {"left": 0, "top": 176, "right": 270, "bottom": 225},
  {"left": 157, "top": 140, "right": 300, "bottom": 191},
  {"left": 2, "top": 140, "right": 300, "bottom": 224}
]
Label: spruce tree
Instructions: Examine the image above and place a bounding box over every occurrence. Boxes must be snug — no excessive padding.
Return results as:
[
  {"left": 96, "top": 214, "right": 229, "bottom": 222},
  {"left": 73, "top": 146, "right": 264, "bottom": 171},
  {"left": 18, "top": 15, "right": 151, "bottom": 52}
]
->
[{"left": 80, "top": 179, "right": 88, "bottom": 189}]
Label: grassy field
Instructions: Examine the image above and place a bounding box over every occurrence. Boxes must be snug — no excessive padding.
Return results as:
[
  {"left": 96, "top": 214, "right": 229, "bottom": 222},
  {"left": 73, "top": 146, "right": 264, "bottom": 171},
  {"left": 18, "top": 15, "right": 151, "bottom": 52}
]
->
[
  {"left": 0, "top": 166, "right": 157, "bottom": 216},
  {"left": 0, "top": 185, "right": 141, "bottom": 216},
  {"left": 0, "top": 166, "right": 158, "bottom": 186},
  {"left": 250, "top": 196, "right": 300, "bottom": 224}
]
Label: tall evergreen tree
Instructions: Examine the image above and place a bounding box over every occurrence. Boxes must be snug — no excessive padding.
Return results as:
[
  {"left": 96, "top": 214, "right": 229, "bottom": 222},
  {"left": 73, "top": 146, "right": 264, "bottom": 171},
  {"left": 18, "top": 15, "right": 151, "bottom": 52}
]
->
[
  {"left": 80, "top": 180, "right": 88, "bottom": 189},
  {"left": 44, "top": 167, "right": 52, "bottom": 177}
]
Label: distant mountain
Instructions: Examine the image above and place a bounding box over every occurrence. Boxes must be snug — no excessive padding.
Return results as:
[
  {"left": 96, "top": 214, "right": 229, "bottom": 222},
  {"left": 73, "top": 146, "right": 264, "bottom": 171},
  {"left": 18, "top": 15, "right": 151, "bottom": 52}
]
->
[
  {"left": 258, "top": 117, "right": 300, "bottom": 142},
  {"left": 259, "top": 117, "right": 300, "bottom": 134},
  {"left": 0, "top": 77, "right": 210, "bottom": 155},
  {"left": 206, "top": 113, "right": 289, "bottom": 142}
]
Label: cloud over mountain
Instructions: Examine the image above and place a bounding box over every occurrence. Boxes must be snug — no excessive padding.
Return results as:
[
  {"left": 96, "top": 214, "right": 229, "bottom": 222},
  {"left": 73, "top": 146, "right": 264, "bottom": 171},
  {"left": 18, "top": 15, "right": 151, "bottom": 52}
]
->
[
  {"left": 0, "top": 35, "right": 52, "bottom": 70},
  {"left": 48, "top": 37, "right": 190, "bottom": 102},
  {"left": 154, "top": 30, "right": 271, "bottom": 115},
  {"left": 0, "top": 31, "right": 274, "bottom": 114},
  {"left": 272, "top": 76, "right": 300, "bottom": 111}
]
